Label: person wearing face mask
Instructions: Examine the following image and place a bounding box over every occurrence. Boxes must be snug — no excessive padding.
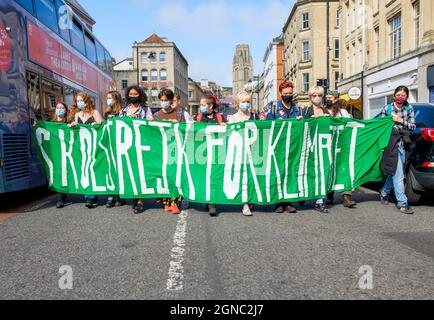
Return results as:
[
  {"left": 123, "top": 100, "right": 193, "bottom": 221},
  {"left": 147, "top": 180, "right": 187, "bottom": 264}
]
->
[
  {"left": 195, "top": 95, "right": 226, "bottom": 125},
  {"left": 195, "top": 95, "right": 226, "bottom": 216},
  {"left": 228, "top": 91, "right": 256, "bottom": 217},
  {"left": 104, "top": 91, "right": 123, "bottom": 120},
  {"left": 104, "top": 91, "right": 126, "bottom": 209},
  {"left": 324, "top": 91, "right": 357, "bottom": 209},
  {"left": 119, "top": 86, "right": 153, "bottom": 214},
  {"left": 304, "top": 86, "right": 331, "bottom": 214},
  {"left": 53, "top": 102, "right": 70, "bottom": 209},
  {"left": 266, "top": 80, "right": 304, "bottom": 214},
  {"left": 378, "top": 86, "right": 416, "bottom": 215},
  {"left": 69, "top": 92, "right": 104, "bottom": 209},
  {"left": 150, "top": 88, "right": 185, "bottom": 215}
]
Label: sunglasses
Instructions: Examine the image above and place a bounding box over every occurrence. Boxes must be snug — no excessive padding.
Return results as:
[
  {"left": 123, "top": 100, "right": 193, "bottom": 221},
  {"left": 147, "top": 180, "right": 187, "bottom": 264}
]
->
[{"left": 311, "top": 94, "right": 323, "bottom": 98}]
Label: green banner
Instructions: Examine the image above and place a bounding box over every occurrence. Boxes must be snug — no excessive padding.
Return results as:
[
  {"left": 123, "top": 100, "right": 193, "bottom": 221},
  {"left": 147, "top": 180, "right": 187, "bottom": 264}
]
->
[{"left": 34, "top": 117, "right": 393, "bottom": 204}]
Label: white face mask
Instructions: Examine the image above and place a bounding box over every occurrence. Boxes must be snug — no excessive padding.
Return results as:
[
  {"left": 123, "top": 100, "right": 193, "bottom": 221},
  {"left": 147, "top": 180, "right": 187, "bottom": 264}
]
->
[{"left": 312, "top": 97, "right": 323, "bottom": 106}]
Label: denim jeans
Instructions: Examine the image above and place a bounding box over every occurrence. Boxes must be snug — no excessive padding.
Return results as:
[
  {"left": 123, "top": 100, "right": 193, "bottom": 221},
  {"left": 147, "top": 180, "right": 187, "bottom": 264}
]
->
[
  {"left": 85, "top": 195, "right": 97, "bottom": 201},
  {"left": 380, "top": 147, "right": 408, "bottom": 207}
]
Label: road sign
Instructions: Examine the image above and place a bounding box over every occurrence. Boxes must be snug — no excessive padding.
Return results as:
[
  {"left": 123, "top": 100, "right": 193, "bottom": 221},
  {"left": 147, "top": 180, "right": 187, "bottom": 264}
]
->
[{"left": 348, "top": 87, "right": 362, "bottom": 100}]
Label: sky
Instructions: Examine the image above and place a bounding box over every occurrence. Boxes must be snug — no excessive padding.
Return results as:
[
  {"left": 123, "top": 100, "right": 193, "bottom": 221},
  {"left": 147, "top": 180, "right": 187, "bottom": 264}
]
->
[{"left": 81, "top": 0, "right": 295, "bottom": 87}]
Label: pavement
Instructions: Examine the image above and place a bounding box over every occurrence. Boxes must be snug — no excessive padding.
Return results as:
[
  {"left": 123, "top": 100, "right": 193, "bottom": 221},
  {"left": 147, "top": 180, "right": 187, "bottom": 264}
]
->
[{"left": 0, "top": 187, "right": 433, "bottom": 300}]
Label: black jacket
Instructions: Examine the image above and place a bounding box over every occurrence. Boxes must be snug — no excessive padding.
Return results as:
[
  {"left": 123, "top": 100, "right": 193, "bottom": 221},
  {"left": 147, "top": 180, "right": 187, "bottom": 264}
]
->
[{"left": 380, "top": 126, "right": 412, "bottom": 176}]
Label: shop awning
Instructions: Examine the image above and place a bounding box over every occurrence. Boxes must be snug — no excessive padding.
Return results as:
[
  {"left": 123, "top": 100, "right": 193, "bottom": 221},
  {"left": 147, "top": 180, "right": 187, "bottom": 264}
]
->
[{"left": 340, "top": 93, "right": 362, "bottom": 111}]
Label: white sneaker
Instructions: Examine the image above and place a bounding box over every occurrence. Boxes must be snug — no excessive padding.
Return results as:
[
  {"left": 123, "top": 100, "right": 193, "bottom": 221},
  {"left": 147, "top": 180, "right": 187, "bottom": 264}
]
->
[{"left": 242, "top": 204, "right": 253, "bottom": 216}]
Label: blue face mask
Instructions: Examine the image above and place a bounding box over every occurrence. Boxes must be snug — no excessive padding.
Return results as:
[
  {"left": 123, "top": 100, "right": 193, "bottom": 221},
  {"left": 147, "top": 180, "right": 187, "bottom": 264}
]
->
[
  {"left": 56, "top": 109, "right": 66, "bottom": 117},
  {"left": 161, "top": 101, "right": 171, "bottom": 109},
  {"left": 77, "top": 101, "right": 86, "bottom": 110},
  {"left": 240, "top": 103, "right": 251, "bottom": 111},
  {"left": 107, "top": 99, "right": 114, "bottom": 107},
  {"left": 200, "top": 106, "right": 208, "bottom": 114}
]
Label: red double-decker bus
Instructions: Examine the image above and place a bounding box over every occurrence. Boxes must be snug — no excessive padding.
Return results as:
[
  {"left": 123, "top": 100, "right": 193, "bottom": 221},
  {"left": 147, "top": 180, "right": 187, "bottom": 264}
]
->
[{"left": 0, "top": 0, "right": 114, "bottom": 193}]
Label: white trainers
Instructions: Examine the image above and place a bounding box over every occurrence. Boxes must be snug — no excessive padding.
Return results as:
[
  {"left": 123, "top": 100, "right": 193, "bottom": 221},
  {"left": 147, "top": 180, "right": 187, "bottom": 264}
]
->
[{"left": 242, "top": 204, "right": 253, "bottom": 216}]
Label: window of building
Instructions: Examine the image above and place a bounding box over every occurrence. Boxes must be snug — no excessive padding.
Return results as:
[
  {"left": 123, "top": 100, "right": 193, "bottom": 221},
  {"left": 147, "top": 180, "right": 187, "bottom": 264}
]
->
[
  {"left": 374, "top": 27, "right": 380, "bottom": 65},
  {"left": 414, "top": 1, "right": 420, "bottom": 48},
  {"left": 336, "top": 10, "right": 341, "bottom": 28},
  {"left": 390, "top": 14, "right": 402, "bottom": 59},
  {"left": 141, "top": 69, "right": 148, "bottom": 82},
  {"left": 160, "top": 52, "right": 166, "bottom": 63},
  {"left": 70, "top": 18, "right": 86, "bottom": 55},
  {"left": 150, "top": 52, "right": 157, "bottom": 64},
  {"left": 84, "top": 31, "right": 97, "bottom": 64},
  {"left": 335, "top": 72, "right": 340, "bottom": 89},
  {"left": 189, "top": 91, "right": 193, "bottom": 99},
  {"left": 151, "top": 88, "right": 158, "bottom": 101},
  {"left": 35, "top": 0, "right": 59, "bottom": 33},
  {"left": 122, "top": 80, "right": 128, "bottom": 89},
  {"left": 302, "top": 41, "right": 310, "bottom": 61},
  {"left": 302, "top": 73, "right": 310, "bottom": 92},
  {"left": 160, "top": 69, "right": 167, "bottom": 81},
  {"left": 302, "top": 12, "right": 310, "bottom": 29},
  {"left": 334, "top": 39, "right": 340, "bottom": 59},
  {"left": 151, "top": 69, "right": 158, "bottom": 82},
  {"left": 141, "top": 52, "right": 148, "bottom": 64},
  {"left": 15, "top": 0, "right": 34, "bottom": 13}
]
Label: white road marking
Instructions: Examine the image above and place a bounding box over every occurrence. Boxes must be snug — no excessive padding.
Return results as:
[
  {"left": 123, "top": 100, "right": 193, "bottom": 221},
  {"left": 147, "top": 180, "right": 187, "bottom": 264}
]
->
[{"left": 166, "top": 210, "right": 189, "bottom": 291}]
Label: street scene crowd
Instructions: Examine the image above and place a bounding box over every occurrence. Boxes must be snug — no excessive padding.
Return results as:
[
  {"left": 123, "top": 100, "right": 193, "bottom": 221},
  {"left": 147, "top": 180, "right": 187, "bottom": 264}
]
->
[{"left": 48, "top": 81, "right": 416, "bottom": 216}]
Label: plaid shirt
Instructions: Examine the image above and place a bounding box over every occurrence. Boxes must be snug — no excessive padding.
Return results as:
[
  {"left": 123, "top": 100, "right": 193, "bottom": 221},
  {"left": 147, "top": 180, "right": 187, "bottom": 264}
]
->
[
  {"left": 379, "top": 103, "right": 416, "bottom": 132},
  {"left": 119, "top": 104, "right": 152, "bottom": 120}
]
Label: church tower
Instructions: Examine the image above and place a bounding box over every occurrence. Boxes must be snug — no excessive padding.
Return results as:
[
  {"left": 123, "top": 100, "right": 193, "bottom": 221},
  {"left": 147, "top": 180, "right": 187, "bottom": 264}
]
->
[{"left": 232, "top": 45, "right": 253, "bottom": 96}]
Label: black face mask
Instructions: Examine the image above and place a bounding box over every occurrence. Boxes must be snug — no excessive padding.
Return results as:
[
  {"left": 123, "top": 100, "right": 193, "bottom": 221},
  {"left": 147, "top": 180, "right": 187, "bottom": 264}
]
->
[
  {"left": 128, "top": 96, "right": 141, "bottom": 105},
  {"left": 282, "top": 95, "right": 293, "bottom": 104}
]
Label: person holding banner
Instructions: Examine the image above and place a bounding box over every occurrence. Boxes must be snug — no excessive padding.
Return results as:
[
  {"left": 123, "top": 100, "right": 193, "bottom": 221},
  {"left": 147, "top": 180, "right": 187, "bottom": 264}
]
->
[
  {"left": 52, "top": 102, "right": 71, "bottom": 209},
  {"left": 104, "top": 91, "right": 127, "bottom": 209},
  {"left": 195, "top": 95, "right": 226, "bottom": 216},
  {"left": 325, "top": 90, "right": 357, "bottom": 209},
  {"left": 69, "top": 92, "right": 104, "bottom": 209},
  {"left": 229, "top": 91, "right": 255, "bottom": 217},
  {"left": 266, "top": 80, "right": 304, "bottom": 214},
  {"left": 119, "top": 86, "right": 153, "bottom": 214},
  {"left": 304, "top": 86, "right": 331, "bottom": 214},
  {"left": 150, "top": 88, "right": 185, "bottom": 215}
]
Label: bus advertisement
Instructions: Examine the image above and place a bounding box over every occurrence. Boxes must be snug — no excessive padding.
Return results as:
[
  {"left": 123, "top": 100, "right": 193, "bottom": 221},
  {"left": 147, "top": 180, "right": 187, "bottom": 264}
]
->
[{"left": 0, "top": 0, "right": 114, "bottom": 193}]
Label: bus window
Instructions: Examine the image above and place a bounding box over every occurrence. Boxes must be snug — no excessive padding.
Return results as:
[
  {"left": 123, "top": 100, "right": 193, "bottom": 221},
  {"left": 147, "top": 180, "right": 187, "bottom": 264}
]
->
[
  {"left": 41, "top": 79, "right": 63, "bottom": 121},
  {"left": 35, "top": 0, "right": 59, "bottom": 33},
  {"left": 55, "top": 0, "right": 71, "bottom": 43},
  {"left": 95, "top": 41, "right": 108, "bottom": 72},
  {"left": 84, "top": 31, "right": 97, "bottom": 64},
  {"left": 15, "top": 0, "right": 34, "bottom": 14},
  {"left": 105, "top": 50, "right": 114, "bottom": 75},
  {"left": 27, "top": 71, "right": 41, "bottom": 120},
  {"left": 63, "top": 86, "right": 74, "bottom": 109},
  {"left": 70, "top": 17, "right": 85, "bottom": 56}
]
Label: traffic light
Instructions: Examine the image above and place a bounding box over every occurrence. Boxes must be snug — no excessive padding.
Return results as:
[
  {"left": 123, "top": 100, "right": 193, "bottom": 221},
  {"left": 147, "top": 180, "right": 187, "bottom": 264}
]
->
[{"left": 316, "top": 79, "right": 329, "bottom": 88}]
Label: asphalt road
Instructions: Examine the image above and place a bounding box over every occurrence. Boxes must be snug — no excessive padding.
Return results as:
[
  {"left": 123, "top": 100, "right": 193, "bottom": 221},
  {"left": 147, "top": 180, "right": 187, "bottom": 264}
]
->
[{"left": 0, "top": 188, "right": 433, "bottom": 300}]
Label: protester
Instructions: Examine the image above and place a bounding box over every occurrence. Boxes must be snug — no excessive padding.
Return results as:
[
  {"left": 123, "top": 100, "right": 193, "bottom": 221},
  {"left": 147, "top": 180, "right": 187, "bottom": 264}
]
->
[
  {"left": 266, "top": 80, "right": 304, "bottom": 214},
  {"left": 119, "top": 86, "right": 153, "bottom": 214},
  {"left": 53, "top": 102, "right": 70, "bottom": 209},
  {"left": 195, "top": 95, "right": 226, "bottom": 216},
  {"left": 69, "top": 92, "right": 104, "bottom": 209},
  {"left": 325, "top": 90, "right": 357, "bottom": 209},
  {"left": 378, "top": 86, "right": 416, "bottom": 215},
  {"left": 173, "top": 93, "right": 192, "bottom": 123},
  {"left": 304, "top": 86, "right": 331, "bottom": 214},
  {"left": 150, "top": 88, "right": 185, "bottom": 215},
  {"left": 195, "top": 95, "right": 226, "bottom": 125},
  {"left": 104, "top": 90, "right": 123, "bottom": 120},
  {"left": 229, "top": 91, "right": 255, "bottom": 217},
  {"left": 104, "top": 91, "right": 127, "bottom": 208}
]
